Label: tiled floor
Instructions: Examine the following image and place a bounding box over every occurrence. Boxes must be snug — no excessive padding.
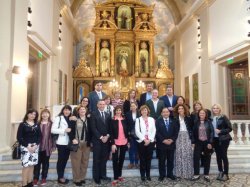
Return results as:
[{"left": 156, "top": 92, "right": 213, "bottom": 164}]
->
[{"left": 0, "top": 174, "right": 249, "bottom": 187}]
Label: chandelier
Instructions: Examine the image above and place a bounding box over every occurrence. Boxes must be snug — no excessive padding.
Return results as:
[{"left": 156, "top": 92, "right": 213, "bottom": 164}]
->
[
  {"left": 135, "top": 80, "right": 145, "bottom": 89},
  {"left": 109, "top": 79, "right": 119, "bottom": 89}
]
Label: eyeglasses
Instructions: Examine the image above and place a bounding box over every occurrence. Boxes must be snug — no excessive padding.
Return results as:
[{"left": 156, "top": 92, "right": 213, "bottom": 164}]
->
[{"left": 82, "top": 100, "right": 88, "bottom": 102}]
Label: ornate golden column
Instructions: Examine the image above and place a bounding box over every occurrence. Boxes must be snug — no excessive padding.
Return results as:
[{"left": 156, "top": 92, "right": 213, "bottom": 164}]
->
[
  {"left": 149, "top": 40, "right": 154, "bottom": 76},
  {"left": 110, "top": 39, "right": 115, "bottom": 76},
  {"left": 95, "top": 39, "right": 100, "bottom": 76},
  {"left": 135, "top": 40, "right": 140, "bottom": 77}
]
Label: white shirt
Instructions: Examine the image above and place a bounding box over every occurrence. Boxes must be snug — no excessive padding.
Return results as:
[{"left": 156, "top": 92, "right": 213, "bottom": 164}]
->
[
  {"left": 132, "top": 112, "right": 136, "bottom": 121},
  {"left": 152, "top": 99, "right": 159, "bottom": 112},
  {"left": 96, "top": 91, "right": 102, "bottom": 99},
  {"left": 212, "top": 116, "right": 219, "bottom": 137},
  {"left": 168, "top": 95, "right": 173, "bottom": 106},
  {"left": 179, "top": 116, "right": 187, "bottom": 131}
]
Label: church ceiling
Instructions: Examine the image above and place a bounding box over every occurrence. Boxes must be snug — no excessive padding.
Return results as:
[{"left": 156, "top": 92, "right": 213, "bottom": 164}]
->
[{"left": 72, "top": 0, "right": 196, "bottom": 64}]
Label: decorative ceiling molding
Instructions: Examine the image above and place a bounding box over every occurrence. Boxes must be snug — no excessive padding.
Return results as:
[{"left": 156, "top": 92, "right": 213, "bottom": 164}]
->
[
  {"left": 71, "top": 0, "right": 85, "bottom": 17},
  {"left": 166, "top": 0, "right": 216, "bottom": 45},
  {"left": 162, "top": 0, "right": 182, "bottom": 25}
]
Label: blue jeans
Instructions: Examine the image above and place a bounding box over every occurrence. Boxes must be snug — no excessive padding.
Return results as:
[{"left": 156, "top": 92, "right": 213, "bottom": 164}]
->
[{"left": 129, "top": 138, "right": 138, "bottom": 164}]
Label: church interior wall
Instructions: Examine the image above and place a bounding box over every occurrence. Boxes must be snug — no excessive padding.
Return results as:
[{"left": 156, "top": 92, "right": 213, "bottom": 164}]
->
[{"left": 209, "top": 0, "right": 248, "bottom": 57}]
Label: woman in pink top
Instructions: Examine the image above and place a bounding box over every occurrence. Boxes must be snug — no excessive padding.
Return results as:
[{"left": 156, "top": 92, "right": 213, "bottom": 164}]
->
[{"left": 110, "top": 106, "right": 129, "bottom": 186}]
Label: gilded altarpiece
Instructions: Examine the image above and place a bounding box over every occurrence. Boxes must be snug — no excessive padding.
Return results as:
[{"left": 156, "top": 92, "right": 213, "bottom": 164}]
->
[{"left": 73, "top": 0, "right": 174, "bottom": 103}]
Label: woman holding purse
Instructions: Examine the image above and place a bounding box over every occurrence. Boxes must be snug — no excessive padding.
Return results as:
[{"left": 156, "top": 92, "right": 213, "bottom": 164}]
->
[
  {"left": 69, "top": 106, "right": 91, "bottom": 186},
  {"left": 135, "top": 105, "right": 156, "bottom": 182},
  {"left": 17, "top": 109, "right": 40, "bottom": 187},
  {"left": 110, "top": 105, "right": 129, "bottom": 186},
  {"left": 211, "top": 104, "right": 232, "bottom": 181},
  {"left": 51, "top": 105, "right": 73, "bottom": 185}
]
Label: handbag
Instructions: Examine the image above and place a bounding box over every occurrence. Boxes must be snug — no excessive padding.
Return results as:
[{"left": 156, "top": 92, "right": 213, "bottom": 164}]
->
[
  {"left": 68, "top": 126, "right": 79, "bottom": 152},
  {"left": 51, "top": 116, "right": 61, "bottom": 143},
  {"left": 12, "top": 141, "right": 21, "bottom": 160},
  {"left": 219, "top": 133, "right": 232, "bottom": 142}
]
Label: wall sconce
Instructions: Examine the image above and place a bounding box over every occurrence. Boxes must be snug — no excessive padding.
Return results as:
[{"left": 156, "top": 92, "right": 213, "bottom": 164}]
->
[
  {"left": 12, "top": 66, "right": 32, "bottom": 78},
  {"left": 136, "top": 80, "right": 145, "bottom": 89},
  {"left": 109, "top": 79, "right": 119, "bottom": 89}
]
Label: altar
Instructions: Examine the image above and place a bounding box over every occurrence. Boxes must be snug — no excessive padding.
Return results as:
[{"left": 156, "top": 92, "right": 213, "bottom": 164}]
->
[{"left": 73, "top": 0, "right": 173, "bottom": 103}]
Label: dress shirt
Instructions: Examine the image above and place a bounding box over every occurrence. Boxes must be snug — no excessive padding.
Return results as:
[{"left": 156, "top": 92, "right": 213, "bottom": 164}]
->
[
  {"left": 146, "top": 92, "right": 152, "bottom": 101},
  {"left": 167, "top": 95, "right": 173, "bottom": 106},
  {"left": 152, "top": 99, "right": 159, "bottom": 112},
  {"left": 96, "top": 91, "right": 102, "bottom": 99}
]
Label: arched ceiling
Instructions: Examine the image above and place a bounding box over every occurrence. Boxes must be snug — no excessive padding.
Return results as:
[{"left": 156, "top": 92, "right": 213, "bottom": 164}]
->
[{"left": 70, "top": 0, "right": 197, "bottom": 63}]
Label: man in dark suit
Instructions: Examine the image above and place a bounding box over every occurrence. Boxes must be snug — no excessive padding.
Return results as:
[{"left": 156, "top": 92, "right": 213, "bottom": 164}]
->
[
  {"left": 139, "top": 82, "right": 153, "bottom": 106},
  {"left": 160, "top": 86, "right": 178, "bottom": 117},
  {"left": 156, "top": 108, "right": 179, "bottom": 181},
  {"left": 88, "top": 81, "right": 106, "bottom": 112},
  {"left": 90, "top": 99, "right": 111, "bottom": 185},
  {"left": 146, "top": 89, "right": 165, "bottom": 120}
]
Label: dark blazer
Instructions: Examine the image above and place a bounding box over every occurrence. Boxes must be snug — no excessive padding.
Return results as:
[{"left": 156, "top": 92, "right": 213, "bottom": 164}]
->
[
  {"left": 123, "top": 99, "right": 140, "bottom": 114},
  {"left": 88, "top": 91, "right": 106, "bottom": 112},
  {"left": 192, "top": 120, "right": 214, "bottom": 144},
  {"left": 110, "top": 118, "right": 129, "bottom": 145},
  {"left": 160, "top": 95, "right": 178, "bottom": 108},
  {"left": 139, "top": 92, "right": 147, "bottom": 106},
  {"left": 69, "top": 117, "right": 92, "bottom": 146},
  {"left": 90, "top": 111, "right": 111, "bottom": 144},
  {"left": 146, "top": 99, "right": 165, "bottom": 120},
  {"left": 125, "top": 110, "right": 140, "bottom": 133},
  {"left": 155, "top": 118, "right": 179, "bottom": 150},
  {"left": 216, "top": 115, "right": 232, "bottom": 140},
  {"left": 175, "top": 115, "right": 193, "bottom": 140}
]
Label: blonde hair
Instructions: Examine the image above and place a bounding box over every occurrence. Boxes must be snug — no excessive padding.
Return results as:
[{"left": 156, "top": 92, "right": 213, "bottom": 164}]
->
[{"left": 211, "top": 103, "right": 222, "bottom": 115}]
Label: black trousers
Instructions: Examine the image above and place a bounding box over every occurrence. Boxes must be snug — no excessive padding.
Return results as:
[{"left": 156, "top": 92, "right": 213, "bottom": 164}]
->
[
  {"left": 56, "top": 144, "right": 70, "bottom": 179},
  {"left": 138, "top": 142, "right": 154, "bottom": 178},
  {"left": 112, "top": 145, "right": 127, "bottom": 180},
  {"left": 33, "top": 151, "right": 50, "bottom": 180},
  {"left": 92, "top": 142, "right": 110, "bottom": 183},
  {"left": 193, "top": 141, "right": 212, "bottom": 175},
  {"left": 213, "top": 138, "right": 230, "bottom": 174},
  {"left": 157, "top": 148, "right": 175, "bottom": 177}
]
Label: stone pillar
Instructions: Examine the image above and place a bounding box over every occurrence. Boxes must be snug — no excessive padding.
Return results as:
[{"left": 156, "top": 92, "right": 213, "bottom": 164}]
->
[
  {"left": 135, "top": 40, "right": 140, "bottom": 77},
  {"left": 110, "top": 39, "right": 115, "bottom": 76},
  {"left": 95, "top": 39, "right": 100, "bottom": 76},
  {"left": 149, "top": 40, "right": 154, "bottom": 76}
]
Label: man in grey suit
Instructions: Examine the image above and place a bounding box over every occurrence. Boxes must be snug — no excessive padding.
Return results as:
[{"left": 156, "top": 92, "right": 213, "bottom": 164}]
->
[{"left": 88, "top": 81, "right": 107, "bottom": 112}]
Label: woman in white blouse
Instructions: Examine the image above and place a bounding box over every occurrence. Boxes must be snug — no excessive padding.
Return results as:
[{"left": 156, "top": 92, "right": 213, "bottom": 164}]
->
[
  {"left": 135, "top": 105, "right": 156, "bottom": 182},
  {"left": 51, "top": 105, "right": 73, "bottom": 185},
  {"left": 173, "top": 104, "right": 193, "bottom": 179}
]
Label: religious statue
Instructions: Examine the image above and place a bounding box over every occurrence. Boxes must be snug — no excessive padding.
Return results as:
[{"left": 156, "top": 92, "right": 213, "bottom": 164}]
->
[
  {"left": 117, "top": 5, "right": 132, "bottom": 29},
  {"left": 100, "top": 41, "right": 110, "bottom": 76},
  {"left": 119, "top": 49, "right": 129, "bottom": 75},
  {"left": 139, "top": 42, "right": 149, "bottom": 74},
  {"left": 157, "top": 46, "right": 168, "bottom": 68}
]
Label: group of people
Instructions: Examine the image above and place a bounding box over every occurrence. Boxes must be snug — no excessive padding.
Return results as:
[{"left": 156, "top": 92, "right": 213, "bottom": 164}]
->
[{"left": 16, "top": 81, "right": 233, "bottom": 187}]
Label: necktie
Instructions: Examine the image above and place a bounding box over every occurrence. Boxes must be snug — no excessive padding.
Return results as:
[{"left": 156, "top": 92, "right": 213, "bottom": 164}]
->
[
  {"left": 101, "top": 112, "right": 105, "bottom": 122},
  {"left": 165, "top": 119, "right": 169, "bottom": 131}
]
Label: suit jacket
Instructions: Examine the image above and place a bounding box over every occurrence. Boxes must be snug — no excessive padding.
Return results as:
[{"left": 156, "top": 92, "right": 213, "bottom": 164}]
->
[
  {"left": 160, "top": 95, "right": 178, "bottom": 108},
  {"left": 88, "top": 91, "right": 106, "bottom": 112},
  {"left": 155, "top": 117, "right": 179, "bottom": 150},
  {"left": 146, "top": 99, "right": 165, "bottom": 120},
  {"left": 90, "top": 111, "right": 111, "bottom": 144},
  {"left": 110, "top": 118, "right": 129, "bottom": 145},
  {"left": 68, "top": 117, "right": 92, "bottom": 146},
  {"left": 140, "top": 92, "right": 150, "bottom": 106},
  {"left": 125, "top": 110, "right": 140, "bottom": 133}
]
